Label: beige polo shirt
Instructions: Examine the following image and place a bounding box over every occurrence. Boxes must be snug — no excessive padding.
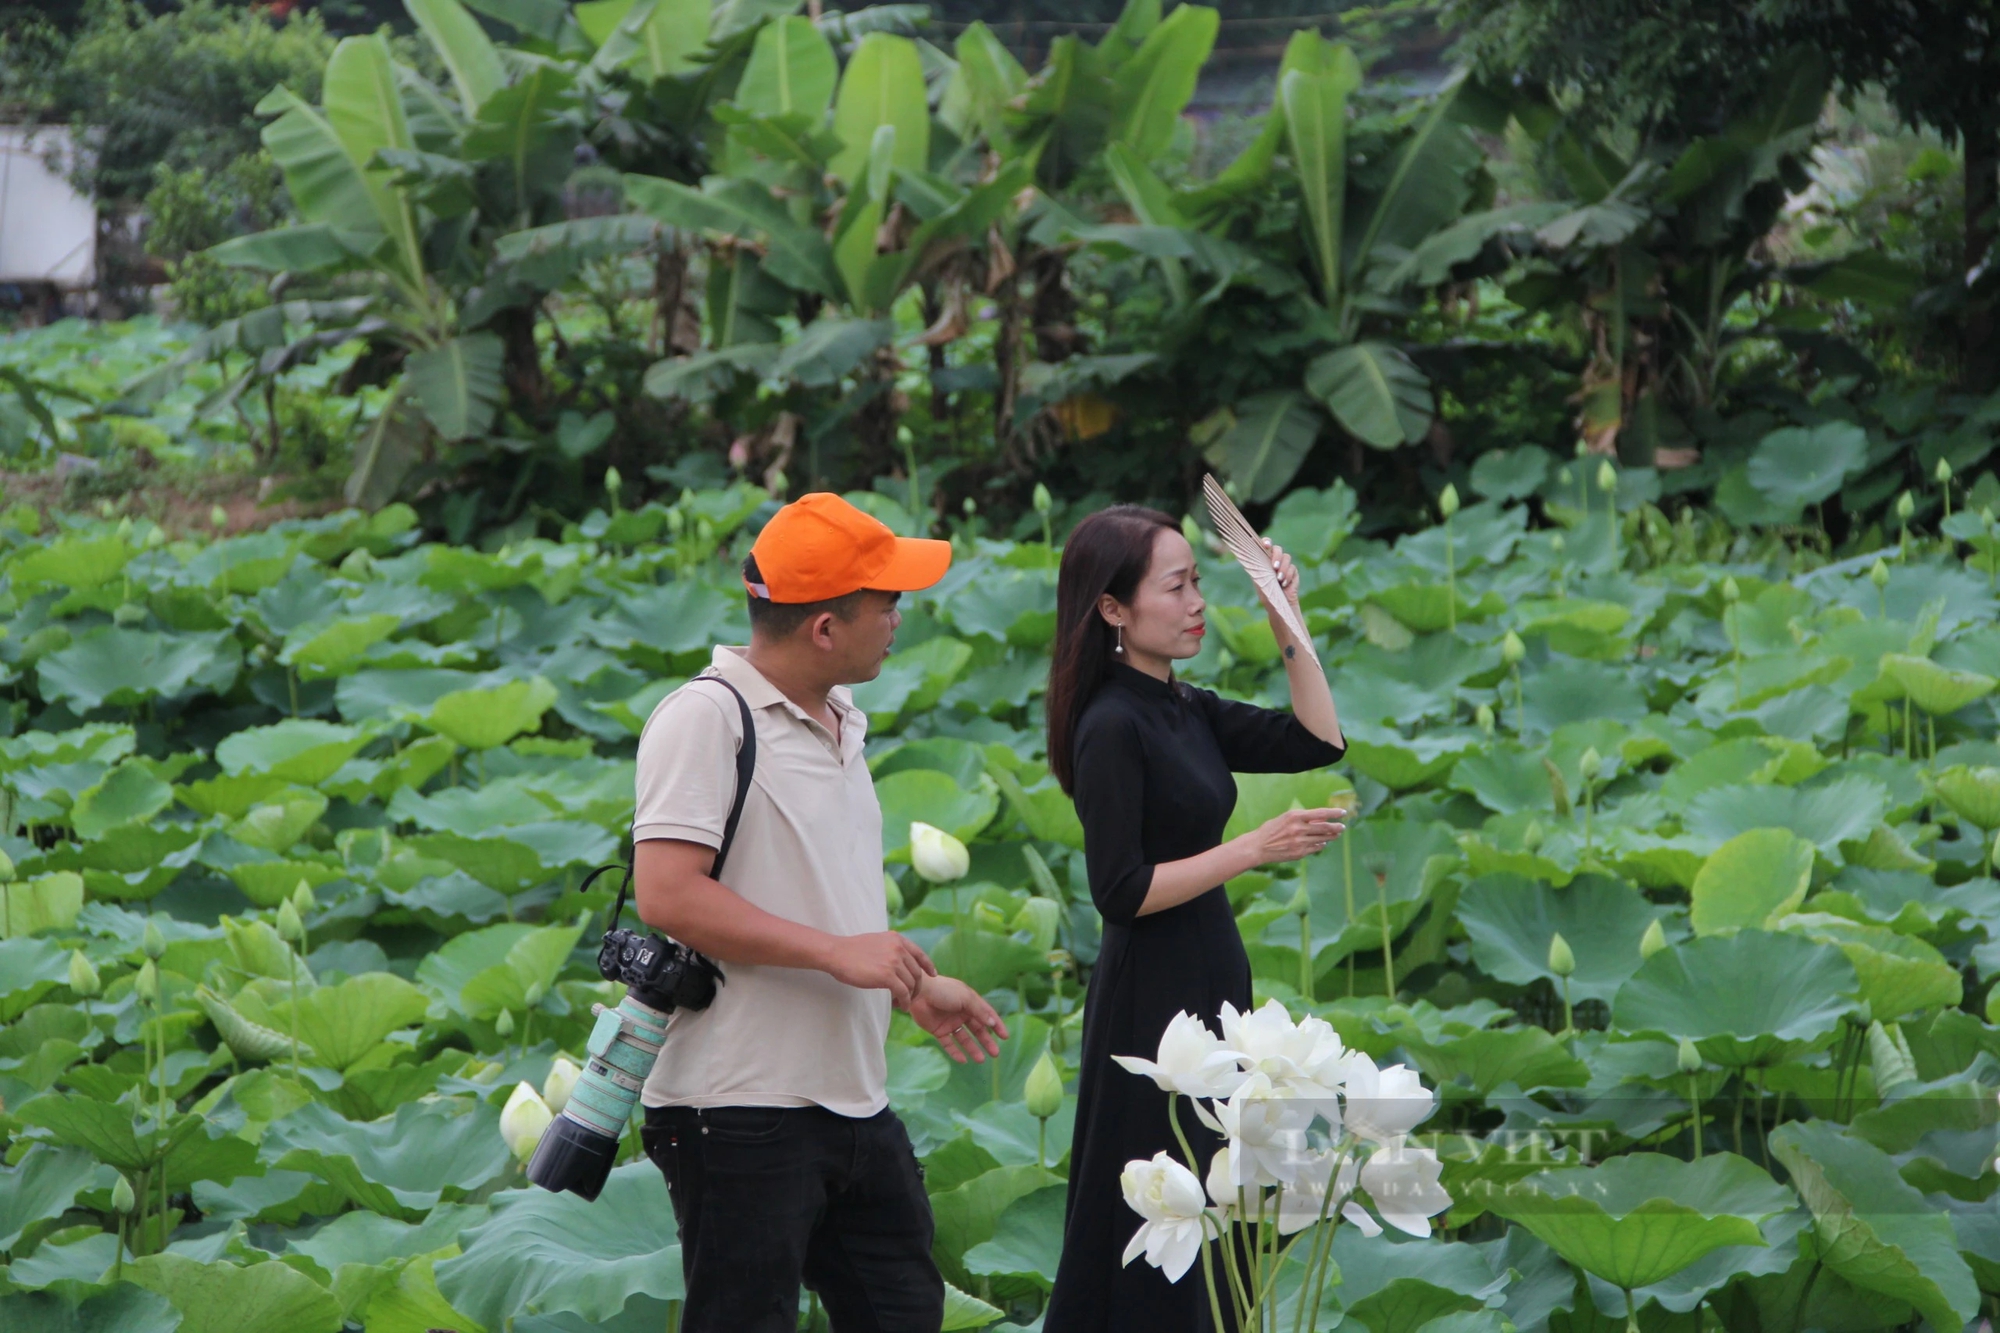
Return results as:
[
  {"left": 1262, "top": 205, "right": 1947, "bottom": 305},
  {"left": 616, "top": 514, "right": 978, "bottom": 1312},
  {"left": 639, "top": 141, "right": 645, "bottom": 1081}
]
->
[{"left": 633, "top": 646, "right": 889, "bottom": 1117}]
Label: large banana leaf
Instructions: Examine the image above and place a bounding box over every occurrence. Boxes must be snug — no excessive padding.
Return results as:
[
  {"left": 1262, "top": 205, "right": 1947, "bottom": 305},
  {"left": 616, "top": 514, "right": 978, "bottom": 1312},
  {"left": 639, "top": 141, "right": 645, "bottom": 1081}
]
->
[
  {"left": 1010, "top": 36, "right": 1117, "bottom": 187},
  {"left": 590, "top": 0, "right": 709, "bottom": 81},
  {"left": 493, "top": 214, "right": 670, "bottom": 291},
  {"left": 1305, "top": 341, "right": 1432, "bottom": 449},
  {"left": 404, "top": 332, "right": 505, "bottom": 441},
  {"left": 833, "top": 125, "right": 898, "bottom": 311},
  {"left": 1349, "top": 78, "right": 1481, "bottom": 294},
  {"left": 320, "top": 36, "right": 428, "bottom": 299},
  {"left": 734, "top": 14, "right": 837, "bottom": 120},
  {"left": 1108, "top": 3, "right": 1216, "bottom": 162},
  {"left": 1181, "top": 29, "right": 1321, "bottom": 219},
  {"left": 406, "top": 0, "right": 506, "bottom": 116},
  {"left": 258, "top": 87, "right": 395, "bottom": 262},
  {"left": 208, "top": 224, "right": 356, "bottom": 274},
  {"left": 1204, "top": 391, "right": 1323, "bottom": 503},
  {"left": 948, "top": 22, "right": 1027, "bottom": 157},
  {"left": 1104, "top": 143, "right": 1190, "bottom": 307},
  {"left": 462, "top": 61, "right": 578, "bottom": 223},
  {"left": 625, "top": 173, "right": 841, "bottom": 298},
  {"left": 346, "top": 389, "right": 430, "bottom": 509},
  {"left": 830, "top": 33, "right": 929, "bottom": 185},
  {"left": 1279, "top": 43, "right": 1361, "bottom": 309}
]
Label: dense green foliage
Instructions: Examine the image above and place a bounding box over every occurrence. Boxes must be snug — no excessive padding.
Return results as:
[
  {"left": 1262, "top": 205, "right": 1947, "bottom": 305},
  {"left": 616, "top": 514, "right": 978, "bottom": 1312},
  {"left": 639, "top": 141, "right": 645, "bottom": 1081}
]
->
[{"left": 1, "top": 472, "right": 1999, "bottom": 1330}]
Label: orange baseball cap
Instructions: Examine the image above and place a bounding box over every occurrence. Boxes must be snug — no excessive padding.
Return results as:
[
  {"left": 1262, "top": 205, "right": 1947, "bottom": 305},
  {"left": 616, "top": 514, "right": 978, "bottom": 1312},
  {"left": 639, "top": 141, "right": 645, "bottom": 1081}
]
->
[{"left": 746, "top": 493, "right": 952, "bottom": 603}]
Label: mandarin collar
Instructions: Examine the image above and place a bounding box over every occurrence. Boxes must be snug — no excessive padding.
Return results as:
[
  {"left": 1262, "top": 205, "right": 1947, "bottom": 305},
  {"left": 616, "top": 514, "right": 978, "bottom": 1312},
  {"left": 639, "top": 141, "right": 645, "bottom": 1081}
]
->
[{"left": 1106, "top": 660, "right": 1180, "bottom": 701}]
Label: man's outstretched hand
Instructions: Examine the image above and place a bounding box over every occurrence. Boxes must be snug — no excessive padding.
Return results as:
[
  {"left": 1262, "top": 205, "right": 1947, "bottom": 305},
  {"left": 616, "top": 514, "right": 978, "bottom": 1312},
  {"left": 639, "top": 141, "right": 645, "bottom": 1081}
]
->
[{"left": 907, "top": 974, "right": 1009, "bottom": 1063}]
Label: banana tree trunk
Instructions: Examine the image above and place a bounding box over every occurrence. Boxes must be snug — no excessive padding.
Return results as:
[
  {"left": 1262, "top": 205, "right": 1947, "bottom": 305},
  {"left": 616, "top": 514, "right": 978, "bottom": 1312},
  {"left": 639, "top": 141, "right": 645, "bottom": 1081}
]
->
[
  {"left": 653, "top": 242, "right": 700, "bottom": 359},
  {"left": 492, "top": 304, "right": 545, "bottom": 425},
  {"left": 1029, "top": 249, "right": 1084, "bottom": 362}
]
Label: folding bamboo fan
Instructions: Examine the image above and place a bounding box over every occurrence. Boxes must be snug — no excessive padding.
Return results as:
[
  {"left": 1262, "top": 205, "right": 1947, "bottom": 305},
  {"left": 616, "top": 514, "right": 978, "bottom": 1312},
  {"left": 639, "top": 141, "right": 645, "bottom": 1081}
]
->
[{"left": 1201, "top": 474, "right": 1320, "bottom": 666}]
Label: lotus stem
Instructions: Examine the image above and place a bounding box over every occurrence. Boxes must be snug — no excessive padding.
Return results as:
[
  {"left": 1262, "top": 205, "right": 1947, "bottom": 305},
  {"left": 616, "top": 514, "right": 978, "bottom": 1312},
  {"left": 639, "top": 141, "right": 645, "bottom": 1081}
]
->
[
  {"left": 1625, "top": 1287, "right": 1639, "bottom": 1333},
  {"left": 1169, "top": 1099, "right": 1237, "bottom": 1330},
  {"left": 287, "top": 667, "right": 298, "bottom": 717},
  {"left": 1297, "top": 1150, "right": 1345, "bottom": 1333},
  {"left": 1444, "top": 519, "right": 1456, "bottom": 632},
  {"left": 1687, "top": 1073, "right": 1702, "bottom": 1160},
  {"left": 1342, "top": 834, "right": 1357, "bottom": 998},
  {"left": 289, "top": 949, "right": 301, "bottom": 1079},
  {"left": 1561, "top": 976, "right": 1574, "bottom": 1052},
  {"left": 1377, "top": 874, "right": 1395, "bottom": 1000},
  {"left": 1512, "top": 665, "right": 1526, "bottom": 736},
  {"left": 1298, "top": 909, "right": 1312, "bottom": 1000},
  {"left": 1732, "top": 1072, "right": 1745, "bottom": 1156}
]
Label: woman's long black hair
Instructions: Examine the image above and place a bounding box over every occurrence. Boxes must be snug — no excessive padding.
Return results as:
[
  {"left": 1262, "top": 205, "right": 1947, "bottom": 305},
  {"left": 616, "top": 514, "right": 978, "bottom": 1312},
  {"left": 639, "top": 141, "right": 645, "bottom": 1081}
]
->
[{"left": 1046, "top": 504, "right": 1179, "bottom": 795}]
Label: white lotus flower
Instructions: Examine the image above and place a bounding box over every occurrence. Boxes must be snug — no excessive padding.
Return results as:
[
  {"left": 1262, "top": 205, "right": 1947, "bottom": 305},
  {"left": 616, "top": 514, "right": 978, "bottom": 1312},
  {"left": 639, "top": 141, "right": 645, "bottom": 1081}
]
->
[
  {"left": 1205, "top": 1145, "right": 1240, "bottom": 1218},
  {"left": 1114, "top": 1011, "right": 1248, "bottom": 1100},
  {"left": 500, "top": 1081, "right": 553, "bottom": 1161},
  {"left": 1120, "top": 1152, "right": 1211, "bottom": 1282},
  {"left": 1217, "top": 999, "right": 1349, "bottom": 1106},
  {"left": 1273, "top": 1150, "right": 1370, "bottom": 1236},
  {"left": 542, "top": 1056, "right": 582, "bottom": 1115},
  {"left": 1357, "top": 1137, "right": 1453, "bottom": 1237},
  {"left": 909, "top": 822, "right": 970, "bottom": 883},
  {"left": 1341, "top": 1052, "right": 1434, "bottom": 1146},
  {"left": 1200, "top": 1073, "right": 1317, "bottom": 1189}
]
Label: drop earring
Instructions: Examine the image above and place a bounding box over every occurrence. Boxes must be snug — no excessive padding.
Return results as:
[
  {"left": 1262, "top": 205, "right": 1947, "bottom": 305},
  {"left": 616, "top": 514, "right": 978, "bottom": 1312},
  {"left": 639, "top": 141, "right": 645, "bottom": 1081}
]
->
[{"left": 1114, "top": 623, "right": 1124, "bottom": 655}]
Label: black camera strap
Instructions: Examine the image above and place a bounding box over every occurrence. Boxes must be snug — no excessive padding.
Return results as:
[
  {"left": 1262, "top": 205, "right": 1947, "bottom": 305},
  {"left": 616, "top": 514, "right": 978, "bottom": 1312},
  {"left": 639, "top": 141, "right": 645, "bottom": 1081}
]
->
[{"left": 584, "top": 674, "right": 758, "bottom": 935}]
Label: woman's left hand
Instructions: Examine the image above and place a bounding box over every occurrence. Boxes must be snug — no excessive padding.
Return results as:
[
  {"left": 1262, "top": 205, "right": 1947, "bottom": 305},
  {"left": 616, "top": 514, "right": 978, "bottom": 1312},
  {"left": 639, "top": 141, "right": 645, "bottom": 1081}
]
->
[{"left": 1257, "top": 537, "right": 1304, "bottom": 631}]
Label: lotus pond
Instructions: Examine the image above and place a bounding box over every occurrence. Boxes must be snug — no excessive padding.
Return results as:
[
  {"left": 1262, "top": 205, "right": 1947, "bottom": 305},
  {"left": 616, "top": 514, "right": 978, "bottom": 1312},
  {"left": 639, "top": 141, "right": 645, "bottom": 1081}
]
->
[{"left": 2, "top": 476, "right": 1999, "bottom": 1333}]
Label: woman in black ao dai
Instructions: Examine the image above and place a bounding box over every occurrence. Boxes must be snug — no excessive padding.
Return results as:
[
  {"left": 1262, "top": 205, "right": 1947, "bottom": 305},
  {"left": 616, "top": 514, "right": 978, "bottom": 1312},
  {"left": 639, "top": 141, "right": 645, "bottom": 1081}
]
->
[{"left": 1041, "top": 506, "right": 1349, "bottom": 1333}]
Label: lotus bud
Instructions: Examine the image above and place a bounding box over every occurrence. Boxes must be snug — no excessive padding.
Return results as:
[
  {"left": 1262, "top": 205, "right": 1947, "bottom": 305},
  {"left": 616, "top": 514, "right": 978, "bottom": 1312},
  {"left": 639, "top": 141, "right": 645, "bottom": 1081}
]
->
[
  {"left": 275, "top": 899, "right": 305, "bottom": 943},
  {"left": 1557, "top": 465, "right": 1572, "bottom": 487},
  {"left": 885, "top": 873, "right": 904, "bottom": 916},
  {"left": 494, "top": 1007, "right": 516, "bottom": 1038},
  {"left": 604, "top": 466, "right": 623, "bottom": 502},
  {"left": 1181, "top": 514, "right": 1204, "bottom": 549},
  {"left": 134, "top": 959, "right": 159, "bottom": 1005},
  {"left": 499, "top": 1081, "right": 553, "bottom": 1160},
  {"left": 143, "top": 920, "right": 167, "bottom": 959},
  {"left": 910, "top": 822, "right": 970, "bottom": 883},
  {"left": 210, "top": 505, "right": 228, "bottom": 530},
  {"left": 1870, "top": 557, "right": 1890, "bottom": 590},
  {"left": 963, "top": 497, "right": 977, "bottom": 516},
  {"left": 897, "top": 425, "right": 915, "bottom": 447},
  {"left": 1475, "top": 703, "right": 1495, "bottom": 736},
  {"left": 1721, "top": 576, "right": 1739, "bottom": 604},
  {"left": 1439, "top": 483, "right": 1460, "bottom": 520},
  {"left": 0, "top": 850, "right": 12, "bottom": 881},
  {"left": 1596, "top": 460, "right": 1616, "bottom": 494},
  {"left": 1033, "top": 483, "right": 1053, "bottom": 515},
  {"left": 1522, "top": 819, "right": 1544, "bottom": 852},
  {"left": 1578, "top": 747, "right": 1601, "bottom": 786},
  {"left": 112, "top": 1175, "right": 136, "bottom": 1215},
  {"left": 1676, "top": 1037, "right": 1702, "bottom": 1074},
  {"left": 542, "top": 1056, "right": 581, "bottom": 1115},
  {"left": 68, "top": 949, "right": 101, "bottom": 998},
  {"left": 1935, "top": 458, "right": 1953, "bottom": 485},
  {"left": 1547, "top": 932, "right": 1575, "bottom": 978},
  {"left": 1895, "top": 491, "right": 1915, "bottom": 522},
  {"left": 1639, "top": 918, "right": 1668, "bottom": 959},
  {"left": 768, "top": 471, "right": 788, "bottom": 497},
  {"left": 291, "top": 880, "right": 316, "bottom": 918},
  {"left": 144, "top": 526, "right": 167, "bottom": 549},
  {"left": 524, "top": 980, "right": 546, "bottom": 1009},
  {"left": 1024, "top": 1049, "right": 1064, "bottom": 1120},
  {"left": 1982, "top": 506, "right": 1995, "bottom": 529},
  {"left": 973, "top": 900, "right": 1011, "bottom": 932},
  {"left": 1550, "top": 533, "right": 1565, "bottom": 555},
  {"left": 1013, "top": 896, "right": 1062, "bottom": 953},
  {"left": 1501, "top": 630, "right": 1526, "bottom": 666}
]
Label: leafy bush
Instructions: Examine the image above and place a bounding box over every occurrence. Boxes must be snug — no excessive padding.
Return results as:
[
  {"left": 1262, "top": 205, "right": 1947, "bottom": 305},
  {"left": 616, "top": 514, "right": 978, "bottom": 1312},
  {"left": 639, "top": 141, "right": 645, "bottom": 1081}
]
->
[{"left": 0, "top": 476, "right": 1997, "bottom": 1330}]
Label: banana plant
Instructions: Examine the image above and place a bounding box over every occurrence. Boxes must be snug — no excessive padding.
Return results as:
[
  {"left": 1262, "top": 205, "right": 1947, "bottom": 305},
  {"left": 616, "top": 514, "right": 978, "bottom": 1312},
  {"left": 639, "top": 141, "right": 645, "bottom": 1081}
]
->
[{"left": 1082, "top": 29, "right": 1494, "bottom": 501}]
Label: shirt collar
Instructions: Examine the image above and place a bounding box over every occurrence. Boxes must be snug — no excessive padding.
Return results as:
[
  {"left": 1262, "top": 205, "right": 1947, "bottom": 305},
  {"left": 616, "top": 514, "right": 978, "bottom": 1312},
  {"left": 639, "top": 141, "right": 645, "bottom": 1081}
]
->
[
  {"left": 708, "top": 645, "right": 864, "bottom": 731},
  {"left": 1106, "top": 660, "right": 1180, "bottom": 701}
]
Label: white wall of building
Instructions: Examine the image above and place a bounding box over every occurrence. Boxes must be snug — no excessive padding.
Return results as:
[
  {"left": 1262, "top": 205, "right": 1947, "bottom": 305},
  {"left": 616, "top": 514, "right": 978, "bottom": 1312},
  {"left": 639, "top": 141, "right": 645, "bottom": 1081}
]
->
[{"left": 0, "top": 126, "right": 96, "bottom": 288}]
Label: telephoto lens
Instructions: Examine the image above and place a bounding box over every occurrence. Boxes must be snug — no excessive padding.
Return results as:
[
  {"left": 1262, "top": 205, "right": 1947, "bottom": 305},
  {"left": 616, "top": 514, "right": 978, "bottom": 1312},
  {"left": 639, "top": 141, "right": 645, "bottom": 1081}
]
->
[{"left": 526, "top": 992, "right": 670, "bottom": 1200}]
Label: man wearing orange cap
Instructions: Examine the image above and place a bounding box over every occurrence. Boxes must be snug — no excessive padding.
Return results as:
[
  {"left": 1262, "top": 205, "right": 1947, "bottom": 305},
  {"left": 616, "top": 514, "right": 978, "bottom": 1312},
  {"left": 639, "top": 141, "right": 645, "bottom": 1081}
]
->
[{"left": 629, "top": 493, "right": 1010, "bottom": 1332}]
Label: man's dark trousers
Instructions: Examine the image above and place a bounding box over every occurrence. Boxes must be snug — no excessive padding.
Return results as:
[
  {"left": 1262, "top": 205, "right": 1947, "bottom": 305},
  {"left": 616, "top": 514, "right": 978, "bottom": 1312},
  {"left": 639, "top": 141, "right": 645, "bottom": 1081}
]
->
[{"left": 641, "top": 1103, "right": 944, "bottom": 1332}]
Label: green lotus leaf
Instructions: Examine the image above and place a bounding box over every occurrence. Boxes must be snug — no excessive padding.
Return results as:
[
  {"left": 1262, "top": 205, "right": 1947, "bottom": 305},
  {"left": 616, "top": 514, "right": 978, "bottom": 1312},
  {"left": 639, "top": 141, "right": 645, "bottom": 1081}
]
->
[
  {"left": 1683, "top": 776, "right": 1887, "bottom": 859},
  {"left": 1520, "top": 658, "right": 1650, "bottom": 735},
  {"left": 70, "top": 760, "right": 173, "bottom": 840},
  {"left": 8, "top": 533, "right": 134, "bottom": 591},
  {"left": 266, "top": 972, "right": 431, "bottom": 1072},
  {"left": 850, "top": 636, "right": 973, "bottom": 726},
  {"left": 435, "top": 1163, "right": 683, "bottom": 1325},
  {"left": 0, "top": 1145, "right": 102, "bottom": 1252},
  {"left": 929, "top": 1162, "right": 1064, "bottom": 1292},
  {"left": 1878, "top": 654, "right": 1995, "bottom": 716},
  {"left": 405, "top": 830, "right": 549, "bottom": 894},
  {"left": 124, "top": 1251, "right": 341, "bottom": 1333},
  {"left": 1747, "top": 421, "right": 1869, "bottom": 508},
  {"left": 1341, "top": 726, "right": 1478, "bottom": 791},
  {"left": 1457, "top": 873, "right": 1669, "bottom": 1003},
  {"left": 1512, "top": 597, "right": 1632, "bottom": 657},
  {"left": 3, "top": 871, "right": 85, "bottom": 938},
  {"left": 1692, "top": 651, "right": 1851, "bottom": 713},
  {"left": 36, "top": 627, "right": 241, "bottom": 711},
  {"left": 1295, "top": 816, "right": 1459, "bottom": 970},
  {"left": 1, "top": 938, "right": 71, "bottom": 1021},
  {"left": 1935, "top": 765, "right": 2000, "bottom": 830},
  {"left": 280, "top": 612, "right": 403, "bottom": 680},
  {"left": 416, "top": 920, "right": 583, "bottom": 1020},
  {"left": 425, "top": 676, "right": 558, "bottom": 750},
  {"left": 1777, "top": 912, "right": 1962, "bottom": 1021},
  {"left": 988, "top": 766, "right": 1086, "bottom": 848},
  {"left": 1366, "top": 583, "right": 1496, "bottom": 633},
  {"left": 1611, "top": 930, "right": 1857, "bottom": 1066},
  {"left": 877, "top": 769, "right": 1000, "bottom": 860},
  {"left": 962, "top": 1184, "right": 1065, "bottom": 1295},
  {"left": 1402, "top": 1024, "right": 1588, "bottom": 1095},
  {"left": 0, "top": 1284, "right": 180, "bottom": 1333},
  {"left": 216, "top": 719, "right": 370, "bottom": 785},
  {"left": 1483, "top": 1152, "right": 1789, "bottom": 1290},
  {"left": 1690, "top": 828, "right": 1815, "bottom": 936},
  {"left": 1314, "top": 1230, "right": 1501, "bottom": 1333},
  {"left": 227, "top": 791, "right": 330, "bottom": 853},
  {"left": 1768, "top": 1118, "right": 1980, "bottom": 1333},
  {"left": 176, "top": 772, "right": 294, "bottom": 819},
  {"left": 930, "top": 927, "right": 1051, "bottom": 996},
  {"left": 225, "top": 859, "right": 346, "bottom": 908},
  {"left": 267, "top": 1099, "right": 512, "bottom": 1221}
]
